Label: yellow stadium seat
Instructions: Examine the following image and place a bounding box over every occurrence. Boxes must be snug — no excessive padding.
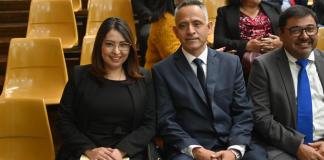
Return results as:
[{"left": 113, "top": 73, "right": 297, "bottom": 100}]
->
[
  {"left": 203, "top": 0, "right": 228, "bottom": 19},
  {"left": 0, "top": 98, "right": 55, "bottom": 160},
  {"left": 203, "top": 0, "right": 228, "bottom": 45},
  {"left": 317, "top": 27, "right": 324, "bottom": 51},
  {"left": 27, "top": 0, "right": 78, "bottom": 49},
  {"left": 72, "top": 0, "right": 82, "bottom": 11},
  {"left": 86, "top": 0, "right": 137, "bottom": 42},
  {"left": 80, "top": 35, "right": 95, "bottom": 65},
  {"left": 1, "top": 38, "right": 68, "bottom": 105}
]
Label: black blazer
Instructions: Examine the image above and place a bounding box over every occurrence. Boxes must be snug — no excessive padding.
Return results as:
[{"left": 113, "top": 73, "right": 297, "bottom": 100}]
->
[
  {"left": 213, "top": 1, "right": 281, "bottom": 58},
  {"left": 56, "top": 65, "right": 156, "bottom": 160},
  {"left": 152, "top": 48, "right": 254, "bottom": 157}
]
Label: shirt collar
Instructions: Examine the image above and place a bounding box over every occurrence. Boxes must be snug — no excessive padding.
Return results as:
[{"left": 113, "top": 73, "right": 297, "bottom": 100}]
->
[
  {"left": 182, "top": 47, "right": 208, "bottom": 65},
  {"left": 284, "top": 49, "right": 315, "bottom": 63}
]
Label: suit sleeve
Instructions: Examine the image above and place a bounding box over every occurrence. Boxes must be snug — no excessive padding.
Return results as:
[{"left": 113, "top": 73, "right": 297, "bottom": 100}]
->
[
  {"left": 152, "top": 66, "right": 200, "bottom": 151},
  {"left": 115, "top": 71, "right": 156, "bottom": 156},
  {"left": 248, "top": 59, "right": 303, "bottom": 155},
  {"left": 228, "top": 56, "right": 254, "bottom": 146},
  {"left": 213, "top": 7, "right": 247, "bottom": 57},
  {"left": 57, "top": 67, "right": 96, "bottom": 156}
]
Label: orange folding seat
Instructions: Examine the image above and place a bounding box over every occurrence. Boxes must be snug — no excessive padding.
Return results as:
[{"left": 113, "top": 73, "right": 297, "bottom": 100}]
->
[
  {"left": 1, "top": 38, "right": 68, "bottom": 105},
  {"left": 72, "top": 0, "right": 82, "bottom": 11},
  {"left": 0, "top": 98, "right": 55, "bottom": 160},
  {"left": 86, "top": 0, "right": 137, "bottom": 42},
  {"left": 80, "top": 35, "right": 96, "bottom": 65},
  {"left": 203, "top": 0, "right": 228, "bottom": 45},
  {"left": 27, "top": 0, "right": 78, "bottom": 48},
  {"left": 317, "top": 27, "right": 324, "bottom": 51}
]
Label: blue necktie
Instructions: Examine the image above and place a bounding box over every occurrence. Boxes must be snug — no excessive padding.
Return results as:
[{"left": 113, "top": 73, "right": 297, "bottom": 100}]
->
[
  {"left": 193, "top": 58, "right": 206, "bottom": 91},
  {"left": 296, "top": 59, "right": 313, "bottom": 143}
]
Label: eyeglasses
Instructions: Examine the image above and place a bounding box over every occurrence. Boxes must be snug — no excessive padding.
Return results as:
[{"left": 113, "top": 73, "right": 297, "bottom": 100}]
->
[
  {"left": 105, "top": 41, "right": 132, "bottom": 52},
  {"left": 286, "top": 25, "right": 318, "bottom": 37}
]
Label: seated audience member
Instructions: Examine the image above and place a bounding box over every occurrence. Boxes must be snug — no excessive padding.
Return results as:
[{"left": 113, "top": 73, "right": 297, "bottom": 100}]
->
[
  {"left": 153, "top": 1, "right": 267, "bottom": 160},
  {"left": 248, "top": 5, "right": 324, "bottom": 160},
  {"left": 144, "top": 0, "right": 181, "bottom": 70},
  {"left": 56, "top": 17, "right": 156, "bottom": 160},
  {"left": 213, "top": 0, "right": 282, "bottom": 78}
]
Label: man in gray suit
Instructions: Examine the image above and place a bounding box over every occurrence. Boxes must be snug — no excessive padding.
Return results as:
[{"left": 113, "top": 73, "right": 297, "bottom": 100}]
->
[
  {"left": 153, "top": 0, "right": 267, "bottom": 160},
  {"left": 248, "top": 5, "right": 324, "bottom": 160}
]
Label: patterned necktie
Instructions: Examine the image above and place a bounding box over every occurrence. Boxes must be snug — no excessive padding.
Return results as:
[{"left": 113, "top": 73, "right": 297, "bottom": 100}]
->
[
  {"left": 296, "top": 59, "right": 313, "bottom": 143},
  {"left": 193, "top": 58, "right": 206, "bottom": 91}
]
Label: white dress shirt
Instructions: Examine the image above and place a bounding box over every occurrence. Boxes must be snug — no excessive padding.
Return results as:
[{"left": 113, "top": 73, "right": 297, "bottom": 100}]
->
[
  {"left": 181, "top": 47, "right": 246, "bottom": 158},
  {"left": 286, "top": 50, "right": 324, "bottom": 141}
]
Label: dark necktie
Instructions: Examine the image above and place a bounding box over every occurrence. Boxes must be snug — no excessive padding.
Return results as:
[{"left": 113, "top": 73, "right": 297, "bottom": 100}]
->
[
  {"left": 296, "top": 59, "right": 313, "bottom": 143},
  {"left": 193, "top": 58, "right": 206, "bottom": 91}
]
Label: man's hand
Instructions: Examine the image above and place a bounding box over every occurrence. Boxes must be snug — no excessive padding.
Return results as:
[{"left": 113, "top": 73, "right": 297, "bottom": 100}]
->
[
  {"left": 192, "top": 147, "right": 218, "bottom": 160},
  {"left": 106, "top": 148, "right": 125, "bottom": 160},
  {"left": 309, "top": 141, "right": 324, "bottom": 156},
  {"left": 85, "top": 147, "right": 112, "bottom": 160},
  {"left": 213, "top": 150, "right": 236, "bottom": 160},
  {"left": 297, "top": 143, "right": 324, "bottom": 160}
]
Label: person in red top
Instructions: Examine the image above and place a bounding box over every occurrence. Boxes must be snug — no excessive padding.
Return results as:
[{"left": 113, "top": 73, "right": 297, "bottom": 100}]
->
[{"left": 214, "top": 0, "right": 282, "bottom": 79}]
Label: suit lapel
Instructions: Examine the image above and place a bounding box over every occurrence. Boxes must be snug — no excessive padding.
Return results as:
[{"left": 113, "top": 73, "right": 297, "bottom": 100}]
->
[
  {"left": 276, "top": 49, "right": 297, "bottom": 127},
  {"left": 174, "top": 49, "right": 208, "bottom": 105},
  {"left": 314, "top": 49, "right": 324, "bottom": 90},
  {"left": 206, "top": 49, "right": 219, "bottom": 103}
]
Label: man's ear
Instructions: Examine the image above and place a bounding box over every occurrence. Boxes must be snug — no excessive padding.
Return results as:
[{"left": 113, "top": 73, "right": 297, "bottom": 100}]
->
[{"left": 207, "top": 20, "right": 213, "bottom": 35}]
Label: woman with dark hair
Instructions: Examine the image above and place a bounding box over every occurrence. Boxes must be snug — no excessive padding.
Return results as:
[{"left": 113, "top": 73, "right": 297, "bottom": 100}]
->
[
  {"left": 144, "top": 0, "right": 182, "bottom": 70},
  {"left": 213, "top": 0, "right": 282, "bottom": 78},
  {"left": 56, "top": 17, "right": 156, "bottom": 160}
]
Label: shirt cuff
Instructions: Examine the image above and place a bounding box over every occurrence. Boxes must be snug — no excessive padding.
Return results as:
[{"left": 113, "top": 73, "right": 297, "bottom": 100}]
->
[
  {"left": 228, "top": 145, "right": 246, "bottom": 157},
  {"left": 181, "top": 145, "right": 202, "bottom": 158}
]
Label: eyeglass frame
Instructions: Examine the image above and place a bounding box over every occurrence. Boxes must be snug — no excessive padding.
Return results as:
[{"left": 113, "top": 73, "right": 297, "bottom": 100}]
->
[
  {"left": 285, "top": 24, "right": 319, "bottom": 37},
  {"left": 104, "top": 41, "right": 132, "bottom": 52}
]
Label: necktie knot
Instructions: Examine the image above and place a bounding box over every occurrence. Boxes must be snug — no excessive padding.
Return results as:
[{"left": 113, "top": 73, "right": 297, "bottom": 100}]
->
[
  {"left": 193, "top": 58, "right": 204, "bottom": 66},
  {"left": 296, "top": 59, "right": 308, "bottom": 68}
]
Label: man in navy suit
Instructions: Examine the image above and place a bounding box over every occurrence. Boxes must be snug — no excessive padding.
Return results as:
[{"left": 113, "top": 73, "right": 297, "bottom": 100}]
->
[{"left": 152, "top": 1, "right": 266, "bottom": 160}]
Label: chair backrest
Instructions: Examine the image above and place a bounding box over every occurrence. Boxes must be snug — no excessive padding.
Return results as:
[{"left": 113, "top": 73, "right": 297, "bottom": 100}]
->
[
  {"left": 1, "top": 38, "right": 68, "bottom": 105},
  {"left": 317, "top": 27, "right": 324, "bottom": 51},
  {"left": 203, "top": 0, "right": 227, "bottom": 19},
  {"left": 203, "top": 0, "right": 228, "bottom": 45},
  {"left": 72, "top": 0, "right": 82, "bottom": 11},
  {"left": 27, "top": 0, "right": 78, "bottom": 48},
  {"left": 86, "top": 0, "right": 137, "bottom": 42},
  {"left": 80, "top": 35, "right": 96, "bottom": 65},
  {"left": 0, "top": 98, "right": 55, "bottom": 160}
]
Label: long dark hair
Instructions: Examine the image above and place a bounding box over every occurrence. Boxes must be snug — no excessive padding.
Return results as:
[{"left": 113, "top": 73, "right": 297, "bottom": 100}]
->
[{"left": 91, "top": 17, "right": 142, "bottom": 81}]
